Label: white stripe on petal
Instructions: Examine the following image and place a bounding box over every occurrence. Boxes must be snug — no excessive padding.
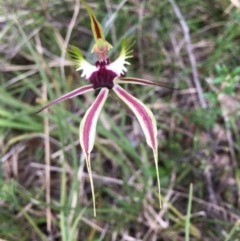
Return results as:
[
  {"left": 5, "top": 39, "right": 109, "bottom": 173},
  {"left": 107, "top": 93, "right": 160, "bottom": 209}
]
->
[
  {"left": 36, "top": 85, "right": 94, "bottom": 113},
  {"left": 80, "top": 88, "right": 108, "bottom": 153},
  {"left": 112, "top": 84, "right": 161, "bottom": 209},
  {"left": 113, "top": 84, "right": 157, "bottom": 150},
  {"left": 114, "top": 77, "right": 173, "bottom": 89},
  {"left": 79, "top": 88, "right": 109, "bottom": 216}
]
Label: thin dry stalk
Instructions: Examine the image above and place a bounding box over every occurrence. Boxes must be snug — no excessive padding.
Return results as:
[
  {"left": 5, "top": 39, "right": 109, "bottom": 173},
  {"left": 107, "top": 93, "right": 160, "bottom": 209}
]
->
[
  {"left": 43, "top": 82, "right": 51, "bottom": 232},
  {"left": 11, "top": 149, "right": 18, "bottom": 180},
  {"left": 105, "top": 0, "right": 117, "bottom": 44},
  {"left": 35, "top": 29, "right": 52, "bottom": 233},
  {"left": 60, "top": 0, "right": 80, "bottom": 83},
  {"left": 1, "top": 60, "right": 73, "bottom": 72},
  {"left": 168, "top": 0, "right": 207, "bottom": 109},
  {"left": 105, "top": 0, "right": 128, "bottom": 29},
  {"left": 137, "top": 0, "right": 146, "bottom": 73}
]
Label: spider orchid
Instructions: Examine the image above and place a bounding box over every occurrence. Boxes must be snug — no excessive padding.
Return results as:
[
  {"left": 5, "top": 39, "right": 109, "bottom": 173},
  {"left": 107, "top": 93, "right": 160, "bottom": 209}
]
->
[{"left": 37, "top": 0, "right": 166, "bottom": 216}]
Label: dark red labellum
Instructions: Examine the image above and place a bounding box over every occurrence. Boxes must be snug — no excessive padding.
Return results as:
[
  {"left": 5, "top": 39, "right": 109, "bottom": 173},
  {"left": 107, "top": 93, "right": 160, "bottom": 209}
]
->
[{"left": 89, "top": 59, "right": 117, "bottom": 89}]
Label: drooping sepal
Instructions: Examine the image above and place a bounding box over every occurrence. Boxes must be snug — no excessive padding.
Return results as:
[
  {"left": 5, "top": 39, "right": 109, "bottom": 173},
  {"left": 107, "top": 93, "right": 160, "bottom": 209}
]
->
[
  {"left": 108, "top": 37, "right": 135, "bottom": 76},
  {"left": 112, "top": 84, "right": 161, "bottom": 208},
  {"left": 36, "top": 85, "right": 94, "bottom": 113},
  {"left": 79, "top": 88, "right": 109, "bottom": 216},
  {"left": 68, "top": 45, "right": 97, "bottom": 79}
]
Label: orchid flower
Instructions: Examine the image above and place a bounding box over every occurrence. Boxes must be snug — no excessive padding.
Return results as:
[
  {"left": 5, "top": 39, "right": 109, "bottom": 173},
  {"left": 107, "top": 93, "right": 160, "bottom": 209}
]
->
[{"left": 37, "top": 0, "right": 166, "bottom": 216}]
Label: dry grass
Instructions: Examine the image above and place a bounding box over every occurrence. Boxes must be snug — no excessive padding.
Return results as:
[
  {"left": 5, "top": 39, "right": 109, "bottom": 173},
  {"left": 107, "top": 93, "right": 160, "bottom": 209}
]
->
[{"left": 1, "top": 0, "right": 240, "bottom": 240}]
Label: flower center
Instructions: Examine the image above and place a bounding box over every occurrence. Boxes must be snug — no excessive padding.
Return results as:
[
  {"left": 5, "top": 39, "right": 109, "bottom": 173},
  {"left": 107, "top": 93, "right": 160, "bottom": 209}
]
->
[{"left": 89, "top": 59, "right": 117, "bottom": 89}]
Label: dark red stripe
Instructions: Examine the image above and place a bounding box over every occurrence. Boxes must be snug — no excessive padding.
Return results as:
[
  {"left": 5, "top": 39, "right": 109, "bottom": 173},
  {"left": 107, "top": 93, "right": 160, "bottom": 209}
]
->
[
  {"left": 116, "top": 86, "right": 156, "bottom": 149},
  {"left": 59, "top": 85, "right": 93, "bottom": 100},
  {"left": 92, "top": 17, "right": 101, "bottom": 39},
  {"left": 83, "top": 90, "right": 105, "bottom": 151},
  {"left": 121, "top": 78, "right": 158, "bottom": 86},
  {"left": 120, "top": 78, "right": 177, "bottom": 90},
  {"left": 36, "top": 85, "right": 93, "bottom": 114}
]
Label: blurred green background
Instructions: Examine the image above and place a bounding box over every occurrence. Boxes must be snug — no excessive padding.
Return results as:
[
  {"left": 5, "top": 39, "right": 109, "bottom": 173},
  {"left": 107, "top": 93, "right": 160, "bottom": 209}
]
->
[{"left": 1, "top": 0, "right": 240, "bottom": 240}]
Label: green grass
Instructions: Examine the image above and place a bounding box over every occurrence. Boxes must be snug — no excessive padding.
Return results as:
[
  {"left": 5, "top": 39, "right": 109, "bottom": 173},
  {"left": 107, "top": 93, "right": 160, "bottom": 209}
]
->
[{"left": 1, "top": 0, "right": 240, "bottom": 240}]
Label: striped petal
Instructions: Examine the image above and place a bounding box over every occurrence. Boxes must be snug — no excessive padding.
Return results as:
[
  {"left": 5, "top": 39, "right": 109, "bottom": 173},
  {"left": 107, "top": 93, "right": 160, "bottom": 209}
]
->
[
  {"left": 115, "top": 77, "right": 176, "bottom": 89},
  {"left": 36, "top": 85, "right": 94, "bottom": 113},
  {"left": 112, "top": 84, "right": 161, "bottom": 209},
  {"left": 68, "top": 45, "right": 98, "bottom": 79},
  {"left": 79, "top": 88, "right": 109, "bottom": 216},
  {"left": 107, "top": 37, "right": 134, "bottom": 76}
]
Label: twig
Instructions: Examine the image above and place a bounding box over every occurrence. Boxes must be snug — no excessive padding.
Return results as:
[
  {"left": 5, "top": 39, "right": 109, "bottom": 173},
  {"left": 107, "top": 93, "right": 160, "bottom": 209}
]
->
[
  {"left": 137, "top": 0, "right": 146, "bottom": 73},
  {"left": 105, "top": 0, "right": 128, "bottom": 29},
  {"left": 1, "top": 60, "right": 73, "bottom": 72},
  {"left": 168, "top": 0, "right": 207, "bottom": 109},
  {"left": 104, "top": 0, "right": 117, "bottom": 45},
  {"left": 43, "top": 77, "right": 51, "bottom": 233},
  {"left": 60, "top": 0, "right": 80, "bottom": 83},
  {"left": 36, "top": 30, "right": 52, "bottom": 232}
]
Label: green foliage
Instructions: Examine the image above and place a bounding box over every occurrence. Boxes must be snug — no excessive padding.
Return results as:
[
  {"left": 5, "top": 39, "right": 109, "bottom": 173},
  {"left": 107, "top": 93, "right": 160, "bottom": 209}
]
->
[
  {"left": 1, "top": 0, "right": 240, "bottom": 240},
  {"left": 188, "top": 108, "right": 220, "bottom": 129}
]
